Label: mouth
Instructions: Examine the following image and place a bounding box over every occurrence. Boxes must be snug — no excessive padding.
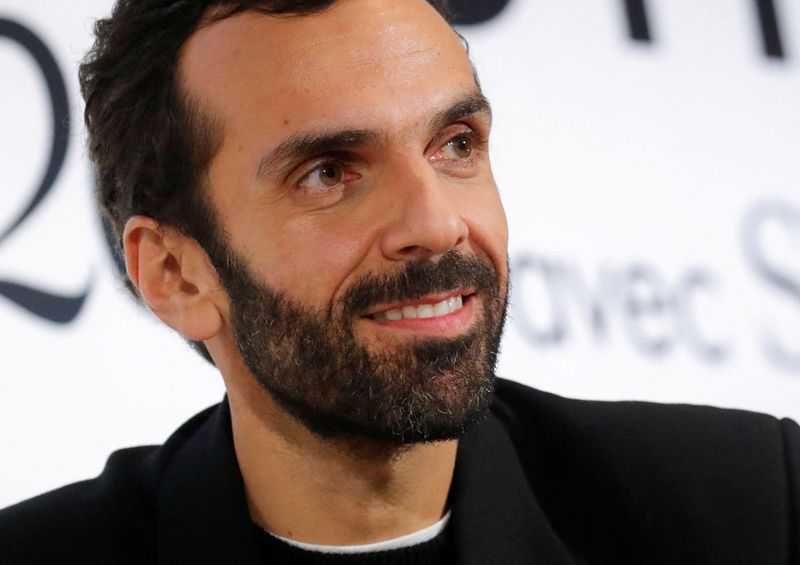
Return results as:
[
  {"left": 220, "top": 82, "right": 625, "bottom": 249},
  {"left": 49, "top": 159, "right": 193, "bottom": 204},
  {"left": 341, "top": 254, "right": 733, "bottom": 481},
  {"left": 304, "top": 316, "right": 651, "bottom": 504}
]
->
[
  {"left": 359, "top": 291, "right": 476, "bottom": 335},
  {"left": 364, "top": 290, "right": 472, "bottom": 319}
]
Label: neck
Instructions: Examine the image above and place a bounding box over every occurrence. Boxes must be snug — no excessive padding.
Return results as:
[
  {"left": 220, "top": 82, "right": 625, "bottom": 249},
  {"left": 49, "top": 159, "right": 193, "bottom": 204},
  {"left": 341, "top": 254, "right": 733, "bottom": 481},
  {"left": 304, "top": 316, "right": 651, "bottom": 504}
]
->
[{"left": 227, "top": 381, "right": 457, "bottom": 546}]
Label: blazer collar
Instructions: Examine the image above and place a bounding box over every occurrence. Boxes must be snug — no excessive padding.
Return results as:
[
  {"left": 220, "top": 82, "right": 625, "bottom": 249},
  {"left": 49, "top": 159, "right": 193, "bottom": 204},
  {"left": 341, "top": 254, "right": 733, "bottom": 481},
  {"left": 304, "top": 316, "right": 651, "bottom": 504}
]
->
[
  {"left": 155, "top": 399, "right": 574, "bottom": 564},
  {"left": 450, "top": 412, "right": 575, "bottom": 564}
]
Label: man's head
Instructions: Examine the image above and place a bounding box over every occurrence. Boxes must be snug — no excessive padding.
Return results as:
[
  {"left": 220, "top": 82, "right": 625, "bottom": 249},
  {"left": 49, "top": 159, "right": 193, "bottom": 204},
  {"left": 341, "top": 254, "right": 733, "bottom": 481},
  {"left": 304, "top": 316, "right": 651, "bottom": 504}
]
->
[{"left": 81, "top": 0, "right": 509, "bottom": 443}]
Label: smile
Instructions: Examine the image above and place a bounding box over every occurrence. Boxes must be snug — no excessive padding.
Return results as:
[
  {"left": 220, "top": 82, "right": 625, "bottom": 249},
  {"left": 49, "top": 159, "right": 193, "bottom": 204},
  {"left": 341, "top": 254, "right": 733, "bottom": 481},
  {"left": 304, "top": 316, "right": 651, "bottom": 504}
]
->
[
  {"left": 371, "top": 295, "right": 464, "bottom": 320},
  {"left": 360, "top": 291, "right": 477, "bottom": 338}
]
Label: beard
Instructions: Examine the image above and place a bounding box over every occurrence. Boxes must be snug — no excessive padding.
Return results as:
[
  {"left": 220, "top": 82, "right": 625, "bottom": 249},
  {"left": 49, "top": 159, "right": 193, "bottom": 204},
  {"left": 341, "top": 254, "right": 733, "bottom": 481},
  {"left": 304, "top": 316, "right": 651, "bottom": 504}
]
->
[{"left": 209, "top": 238, "right": 508, "bottom": 444}]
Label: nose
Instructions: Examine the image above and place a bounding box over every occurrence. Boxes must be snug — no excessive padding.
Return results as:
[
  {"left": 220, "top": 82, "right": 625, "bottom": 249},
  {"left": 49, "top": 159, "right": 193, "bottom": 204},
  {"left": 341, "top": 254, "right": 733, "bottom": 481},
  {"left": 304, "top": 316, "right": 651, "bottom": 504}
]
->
[{"left": 378, "top": 162, "right": 468, "bottom": 262}]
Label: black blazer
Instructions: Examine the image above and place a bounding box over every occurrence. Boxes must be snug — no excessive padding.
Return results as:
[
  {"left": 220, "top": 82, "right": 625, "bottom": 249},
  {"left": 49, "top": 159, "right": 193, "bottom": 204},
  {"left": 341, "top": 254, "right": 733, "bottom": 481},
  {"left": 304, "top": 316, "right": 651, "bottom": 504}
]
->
[{"left": 1, "top": 378, "right": 798, "bottom": 564}]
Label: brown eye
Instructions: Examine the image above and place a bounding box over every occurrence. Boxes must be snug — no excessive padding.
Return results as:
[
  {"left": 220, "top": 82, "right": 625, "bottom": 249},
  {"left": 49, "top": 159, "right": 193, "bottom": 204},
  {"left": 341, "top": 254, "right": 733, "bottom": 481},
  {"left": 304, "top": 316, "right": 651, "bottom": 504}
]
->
[
  {"left": 319, "top": 163, "right": 343, "bottom": 186},
  {"left": 444, "top": 135, "right": 473, "bottom": 159},
  {"left": 298, "top": 162, "right": 346, "bottom": 191}
]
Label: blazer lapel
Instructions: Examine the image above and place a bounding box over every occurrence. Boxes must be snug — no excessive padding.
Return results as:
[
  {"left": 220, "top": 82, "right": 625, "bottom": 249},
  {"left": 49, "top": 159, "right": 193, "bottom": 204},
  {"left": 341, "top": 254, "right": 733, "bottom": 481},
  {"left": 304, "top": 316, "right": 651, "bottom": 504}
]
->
[
  {"left": 451, "top": 413, "right": 575, "bottom": 565},
  {"left": 153, "top": 398, "right": 575, "bottom": 564}
]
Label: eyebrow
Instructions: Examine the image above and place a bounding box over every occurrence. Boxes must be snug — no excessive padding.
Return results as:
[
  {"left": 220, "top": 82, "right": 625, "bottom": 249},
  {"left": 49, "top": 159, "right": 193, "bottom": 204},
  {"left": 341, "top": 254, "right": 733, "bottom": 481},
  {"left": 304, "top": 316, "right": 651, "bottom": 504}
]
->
[
  {"left": 428, "top": 91, "right": 492, "bottom": 138},
  {"left": 255, "top": 129, "right": 380, "bottom": 180},
  {"left": 254, "top": 90, "right": 492, "bottom": 181}
]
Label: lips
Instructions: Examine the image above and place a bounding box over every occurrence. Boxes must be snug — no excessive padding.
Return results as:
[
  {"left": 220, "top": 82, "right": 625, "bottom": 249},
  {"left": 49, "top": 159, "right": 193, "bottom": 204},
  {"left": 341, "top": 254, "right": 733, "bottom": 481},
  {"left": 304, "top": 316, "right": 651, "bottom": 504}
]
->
[
  {"left": 363, "top": 290, "right": 473, "bottom": 321},
  {"left": 372, "top": 294, "right": 464, "bottom": 320}
]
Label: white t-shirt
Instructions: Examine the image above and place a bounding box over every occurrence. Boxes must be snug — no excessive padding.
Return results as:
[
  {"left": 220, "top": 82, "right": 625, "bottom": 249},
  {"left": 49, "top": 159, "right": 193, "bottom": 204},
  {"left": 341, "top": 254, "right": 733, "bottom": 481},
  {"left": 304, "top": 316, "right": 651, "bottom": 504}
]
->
[{"left": 268, "top": 511, "right": 452, "bottom": 555}]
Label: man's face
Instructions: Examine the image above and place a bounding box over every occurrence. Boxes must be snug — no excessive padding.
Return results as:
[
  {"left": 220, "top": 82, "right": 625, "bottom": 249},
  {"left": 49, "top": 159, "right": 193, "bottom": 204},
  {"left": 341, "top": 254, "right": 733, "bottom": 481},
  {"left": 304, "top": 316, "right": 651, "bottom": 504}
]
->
[{"left": 181, "top": 0, "right": 509, "bottom": 441}]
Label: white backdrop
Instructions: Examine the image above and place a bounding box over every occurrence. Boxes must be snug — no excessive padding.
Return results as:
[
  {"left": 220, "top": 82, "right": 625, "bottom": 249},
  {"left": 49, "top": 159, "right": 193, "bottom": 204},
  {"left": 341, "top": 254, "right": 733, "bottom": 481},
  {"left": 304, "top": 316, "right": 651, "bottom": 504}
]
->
[{"left": 1, "top": 0, "right": 798, "bottom": 508}]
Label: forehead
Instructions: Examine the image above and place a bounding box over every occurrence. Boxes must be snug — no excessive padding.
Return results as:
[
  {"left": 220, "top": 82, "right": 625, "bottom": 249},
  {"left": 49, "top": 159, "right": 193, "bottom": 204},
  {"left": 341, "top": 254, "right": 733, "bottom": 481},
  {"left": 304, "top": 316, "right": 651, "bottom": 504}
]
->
[{"left": 179, "top": 0, "right": 476, "bottom": 139}]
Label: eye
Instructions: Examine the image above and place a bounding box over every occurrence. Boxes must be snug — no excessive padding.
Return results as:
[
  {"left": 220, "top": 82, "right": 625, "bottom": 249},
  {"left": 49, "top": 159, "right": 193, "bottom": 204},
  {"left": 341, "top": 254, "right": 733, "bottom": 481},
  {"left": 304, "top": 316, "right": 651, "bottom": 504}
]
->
[
  {"left": 297, "top": 162, "right": 346, "bottom": 191},
  {"left": 442, "top": 134, "right": 473, "bottom": 160}
]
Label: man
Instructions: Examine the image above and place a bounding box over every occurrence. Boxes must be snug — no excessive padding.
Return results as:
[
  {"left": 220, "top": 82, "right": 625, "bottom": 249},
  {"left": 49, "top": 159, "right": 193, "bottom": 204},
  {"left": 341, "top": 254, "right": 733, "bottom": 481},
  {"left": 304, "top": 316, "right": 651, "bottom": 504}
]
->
[{"left": 1, "top": 0, "right": 798, "bottom": 563}]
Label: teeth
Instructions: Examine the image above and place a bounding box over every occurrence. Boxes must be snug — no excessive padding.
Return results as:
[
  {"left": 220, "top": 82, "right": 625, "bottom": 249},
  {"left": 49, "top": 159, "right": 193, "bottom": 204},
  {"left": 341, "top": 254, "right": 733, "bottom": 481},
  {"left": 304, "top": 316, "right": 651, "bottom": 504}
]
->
[
  {"left": 373, "top": 295, "right": 464, "bottom": 321},
  {"left": 433, "top": 301, "right": 449, "bottom": 317},
  {"left": 402, "top": 305, "right": 418, "bottom": 319},
  {"left": 385, "top": 309, "right": 403, "bottom": 321},
  {"left": 417, "top": 304, "right": 435, "bottom": 318}
]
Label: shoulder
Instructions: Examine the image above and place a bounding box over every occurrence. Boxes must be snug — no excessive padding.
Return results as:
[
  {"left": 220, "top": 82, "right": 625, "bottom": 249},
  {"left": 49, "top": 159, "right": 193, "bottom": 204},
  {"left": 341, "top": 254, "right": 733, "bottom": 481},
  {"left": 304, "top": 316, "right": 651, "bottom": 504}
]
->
[
  {"left": 491, "top": 377, "right": 796, "bottom": 454},
  {"left": 490, "top": 377, "right": 799, "bottom": 486},
  {"left": 492, "top": 379, "right": 800, "bottom": 464},
  {"left": 0, "top": 403, "right": 220, "bottom": 564},
  {"left": 0, "top": 447, "right": 159, "bottom": 564},
  {"left": 490, "top": 378, "right": 800, "bottom": 560}
]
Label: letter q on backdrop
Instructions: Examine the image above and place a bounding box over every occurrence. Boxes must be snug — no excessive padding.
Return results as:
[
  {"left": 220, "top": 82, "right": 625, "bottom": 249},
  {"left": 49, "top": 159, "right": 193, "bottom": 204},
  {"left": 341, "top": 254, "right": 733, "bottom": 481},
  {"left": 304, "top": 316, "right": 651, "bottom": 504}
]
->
[{"left": 1, "top": 0, "right": 798, "bottom": 507}]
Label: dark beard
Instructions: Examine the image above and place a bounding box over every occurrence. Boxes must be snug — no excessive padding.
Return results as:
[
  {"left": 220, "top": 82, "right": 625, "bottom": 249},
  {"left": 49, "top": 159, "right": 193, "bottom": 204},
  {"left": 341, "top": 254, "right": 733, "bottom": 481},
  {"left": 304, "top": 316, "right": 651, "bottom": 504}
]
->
[{"left": 210, "top": 243, "right": 507, "bottom": 444}]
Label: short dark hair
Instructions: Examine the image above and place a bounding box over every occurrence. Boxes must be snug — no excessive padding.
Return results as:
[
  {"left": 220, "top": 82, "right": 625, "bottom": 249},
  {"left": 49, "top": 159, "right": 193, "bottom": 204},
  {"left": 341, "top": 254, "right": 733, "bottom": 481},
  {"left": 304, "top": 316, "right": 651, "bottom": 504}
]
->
[{"left": 79, "top": 0, "right": 450, "bottom": 363}]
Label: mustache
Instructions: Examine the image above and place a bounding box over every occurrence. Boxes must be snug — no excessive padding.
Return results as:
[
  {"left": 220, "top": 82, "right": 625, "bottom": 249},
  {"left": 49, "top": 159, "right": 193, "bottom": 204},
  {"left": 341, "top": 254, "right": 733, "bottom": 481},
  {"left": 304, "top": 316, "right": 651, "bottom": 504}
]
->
[{"left": 341, "top": 250, "right": 499, "bottom": 316}]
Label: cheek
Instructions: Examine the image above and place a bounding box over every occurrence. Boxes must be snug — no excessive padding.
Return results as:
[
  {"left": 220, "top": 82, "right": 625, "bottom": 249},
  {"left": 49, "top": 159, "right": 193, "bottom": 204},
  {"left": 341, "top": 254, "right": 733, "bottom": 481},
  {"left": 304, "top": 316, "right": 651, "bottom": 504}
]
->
[
  {"left": 465, "top": 186, "right": 509, "bottom": 254},
  {"left": 491, "top": 199, "right": 509, "bottom": 245},
  {"left": 254, "top": 216, "right": 371, "bottom": 302}
]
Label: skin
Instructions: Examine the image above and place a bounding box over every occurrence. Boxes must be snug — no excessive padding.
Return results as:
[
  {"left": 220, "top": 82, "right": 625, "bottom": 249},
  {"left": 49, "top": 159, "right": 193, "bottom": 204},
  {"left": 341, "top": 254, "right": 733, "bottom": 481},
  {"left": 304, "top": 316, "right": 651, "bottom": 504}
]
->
[{"left": 124, "top": 0, "right": 508, "bottom": 546}]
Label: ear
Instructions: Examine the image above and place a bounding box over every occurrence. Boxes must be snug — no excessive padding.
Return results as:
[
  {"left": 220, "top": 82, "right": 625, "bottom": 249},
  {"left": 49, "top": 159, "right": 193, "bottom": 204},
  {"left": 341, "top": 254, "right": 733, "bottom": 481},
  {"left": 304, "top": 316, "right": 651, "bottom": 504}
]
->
[{"left": 123, "top": 216, "right": 224, "bottom": 341}]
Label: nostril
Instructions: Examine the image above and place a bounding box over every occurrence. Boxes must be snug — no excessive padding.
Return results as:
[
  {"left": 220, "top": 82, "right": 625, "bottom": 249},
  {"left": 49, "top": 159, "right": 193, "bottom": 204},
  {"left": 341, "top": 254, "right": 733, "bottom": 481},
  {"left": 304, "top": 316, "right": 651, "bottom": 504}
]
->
[{"left": 397, "top": 245, "right": 438, "bottom": 260}]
